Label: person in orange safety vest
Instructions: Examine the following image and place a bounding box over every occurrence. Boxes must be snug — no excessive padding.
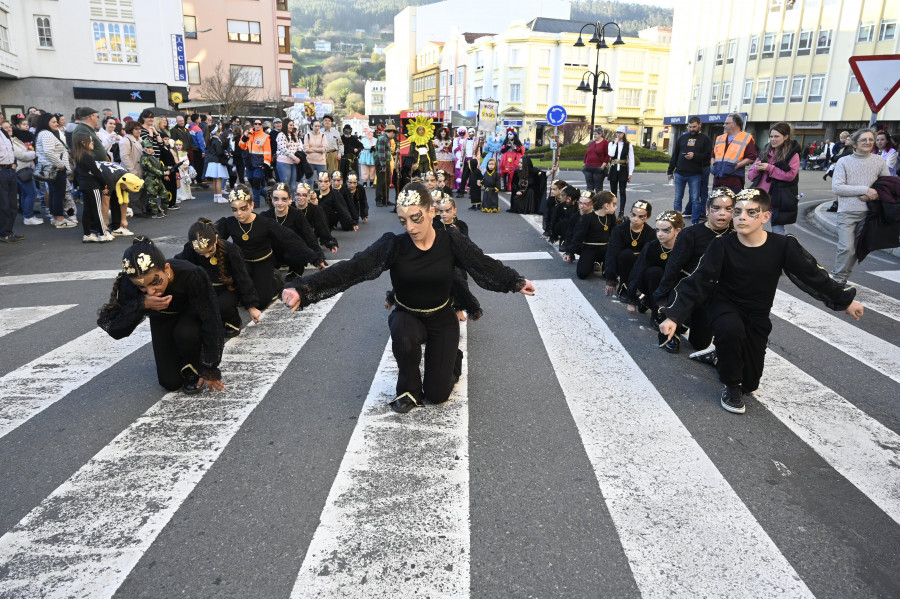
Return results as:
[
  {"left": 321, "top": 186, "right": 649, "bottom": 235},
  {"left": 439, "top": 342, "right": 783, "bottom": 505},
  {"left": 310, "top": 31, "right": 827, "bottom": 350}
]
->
[{"left": 710, "top": 113, "right": 758, "bottom": 193}]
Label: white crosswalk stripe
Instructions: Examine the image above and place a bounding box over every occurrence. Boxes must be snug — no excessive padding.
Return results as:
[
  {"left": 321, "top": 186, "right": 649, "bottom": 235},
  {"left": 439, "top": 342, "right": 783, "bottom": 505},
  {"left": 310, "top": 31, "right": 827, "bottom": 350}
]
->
[
  {"left": 851, "top": 282, "right": 900, "bottom": 324},
  {"left": 0, "top": 271, "right": 119, "bottom": 286},
  {"left": 0, "top": 305, "right": 76, "bottom": 338},
  {"left": 293, "top": 326, "right": 469, "bottom": 597},
  {"left": 869, "top": 270, "right": 900, "bottom": 284}
]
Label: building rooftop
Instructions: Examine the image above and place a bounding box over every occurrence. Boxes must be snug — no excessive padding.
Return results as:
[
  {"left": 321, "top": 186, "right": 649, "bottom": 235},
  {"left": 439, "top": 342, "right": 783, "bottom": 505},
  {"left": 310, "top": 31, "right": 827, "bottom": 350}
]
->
[
  {"left": 462, "top": 32, "right": 493, "bottom": 43},
  {"left": 525, "top": 17, "right": 595, "bottom": 34}
]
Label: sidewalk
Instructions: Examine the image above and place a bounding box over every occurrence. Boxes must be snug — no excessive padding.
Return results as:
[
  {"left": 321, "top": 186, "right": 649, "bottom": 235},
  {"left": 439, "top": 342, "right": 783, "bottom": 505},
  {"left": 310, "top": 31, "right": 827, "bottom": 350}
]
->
[{"left": 810, "top": 200, "right": 900, "bottom": 259}]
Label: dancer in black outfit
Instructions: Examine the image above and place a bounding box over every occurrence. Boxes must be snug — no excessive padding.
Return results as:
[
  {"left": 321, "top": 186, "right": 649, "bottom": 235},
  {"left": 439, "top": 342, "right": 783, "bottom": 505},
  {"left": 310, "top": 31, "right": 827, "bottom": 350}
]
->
[
  {"left": 347, "top": 173, "right": 369, "bottom": 223},
  {"left": 216, "top": 185, "right": 322, "bottom": 309},
  {"left": 294, "top": 183, "right": 339, "bottom": 254},
  {"left": 97, "top": 237, "right": 225, "bottom": 393},
  {"left": 331, "top": 170, "right": 360, "bottom": 222},
  {"left": 604, "top": 200, "right": 655, "bottom": 299},
  {"left": 626, "top": 210, "right": 685, "bottom": 322},
  {"left": 548, "top": 185, "right": 578, "bottom": 246},
  {"left": 282, "top": 182, "right": 536, "bottom": 414},
  {"left": 565, "top": 191, "right": 618, "bottom": 279},
  {"left": 175, "top": 218, "right": 261, "bottom": 337},
  {"left": 317, "top": 171, "right": 358, "bottom": 231},
  {"left": 260, "top": 182, "right": 327, "bottom": 274},
  {"left": 660, "top": 188, "right": 864, "bottom": 414},
  {"left": 652, "top": 187, "right": 736, "bottom": 353}
]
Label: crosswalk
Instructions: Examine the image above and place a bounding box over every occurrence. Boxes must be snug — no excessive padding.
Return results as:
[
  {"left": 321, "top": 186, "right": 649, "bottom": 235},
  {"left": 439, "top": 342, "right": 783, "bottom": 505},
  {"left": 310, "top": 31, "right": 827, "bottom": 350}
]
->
[{"left": 0, "top": 269, "right": 898, "bottom": 598}]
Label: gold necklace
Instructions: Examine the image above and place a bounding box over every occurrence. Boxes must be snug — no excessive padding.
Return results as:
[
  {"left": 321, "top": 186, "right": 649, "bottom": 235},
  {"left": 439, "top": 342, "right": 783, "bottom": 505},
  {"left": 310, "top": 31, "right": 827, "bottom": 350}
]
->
[
  {"left": 629, "top": 225, "right": 642, "bottom": 247},
  {"left": 706, "top": 221, "right": 728, "bottom": 238},
  {"left": 275, "top": 210, "right": 288, "bottom": 225},
  {"left": 237, "top": 218, "right": 254, "bottom": 241},
  {"left": 660, "top": 243, "right": 673, "bottom": 261},
  {"left": 597, "top": 213, "right": 611, "bottom": 231}
]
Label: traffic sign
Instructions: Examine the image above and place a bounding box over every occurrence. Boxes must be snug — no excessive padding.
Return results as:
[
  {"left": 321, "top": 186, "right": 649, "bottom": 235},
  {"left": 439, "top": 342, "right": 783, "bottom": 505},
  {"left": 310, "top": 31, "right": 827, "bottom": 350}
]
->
[
  {"left": 849, "top": 54, "right": 900, "bottom": 113},
  {"left": 546, "top": 105, "right": 567, "bottom": 127}
]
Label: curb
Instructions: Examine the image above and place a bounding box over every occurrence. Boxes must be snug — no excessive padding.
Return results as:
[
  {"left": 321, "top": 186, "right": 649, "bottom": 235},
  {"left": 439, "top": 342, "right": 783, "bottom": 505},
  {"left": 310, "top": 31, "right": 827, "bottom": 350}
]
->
[{"left": 810, "top": 200, "right": 900, "bottom": 259}]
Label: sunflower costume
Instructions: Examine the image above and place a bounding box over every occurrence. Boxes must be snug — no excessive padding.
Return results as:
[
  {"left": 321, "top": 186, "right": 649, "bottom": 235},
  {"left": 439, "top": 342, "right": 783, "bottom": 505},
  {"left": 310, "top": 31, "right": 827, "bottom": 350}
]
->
[{"left": 406, "top": 115, "right": 437, "bottom": 174}]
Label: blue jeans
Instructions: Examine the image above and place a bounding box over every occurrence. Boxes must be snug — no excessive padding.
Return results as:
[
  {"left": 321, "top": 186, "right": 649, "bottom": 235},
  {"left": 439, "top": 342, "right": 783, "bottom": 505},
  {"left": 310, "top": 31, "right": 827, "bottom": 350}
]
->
[
  {"left": 582, "top": 165, "right": 606, "bottom": 193},
  {"left": 246, "top": 166, "right": 266, "bottom": 207},
  {"left": 673, "top": 172, "right": 702, "bottom": 224},
  {"left": 276, "top": 162, "right": 297, "bottom": 193},
  {"left": 306, "top": 163, "right": 326, "bottom": 189},
  {"left": 18, "top": 177, "right": 37, "bottom": 219}
]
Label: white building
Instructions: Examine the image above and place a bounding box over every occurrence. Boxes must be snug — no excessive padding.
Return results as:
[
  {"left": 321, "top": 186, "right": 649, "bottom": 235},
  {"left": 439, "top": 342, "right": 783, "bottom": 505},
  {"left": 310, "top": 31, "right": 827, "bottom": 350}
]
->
[
  {"left": 437, "top": 30, "right": 490, "bottom": 112},
  {"left": 341, "top": 111, "right": 368, "bottom": 136},
  {"left": 365, "top": 80, "right": 387, "bottom": 115},
  {"left": 0, "top": 0, "right": 187, "bottom": 120},
  {"left": 384, "top": 0, "right": 570, "bottom": 113},
  {"left": 314, "top": 39, "right": 332, "bottom": 52}
]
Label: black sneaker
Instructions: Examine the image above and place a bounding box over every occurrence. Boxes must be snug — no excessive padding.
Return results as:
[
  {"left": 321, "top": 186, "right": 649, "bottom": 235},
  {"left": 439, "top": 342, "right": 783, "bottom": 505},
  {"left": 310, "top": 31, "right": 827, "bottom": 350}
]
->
[
  {"left": 658, "top": 333, "right": 680, "bottom": 353},
  {"left": 689, "top": 346, "right": 718, "bottom": 367},
  {"left": 389, "top": 391, "right": 422, "bottom": 414},
  {"left": 720, "top": 385, "right": 746, "bottom": 414},
  {"left": 0, "top": 234, "right": 22, "bottom": 244},
  {"left": 181, "top": 365, "right": 204, "bottom": 394}
]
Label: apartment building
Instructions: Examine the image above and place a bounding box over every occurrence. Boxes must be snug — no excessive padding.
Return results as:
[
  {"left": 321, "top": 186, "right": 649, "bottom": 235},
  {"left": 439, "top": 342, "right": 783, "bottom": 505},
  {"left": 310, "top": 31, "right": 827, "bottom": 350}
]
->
[
  {"left": 364, "top": 80, "right": 386, "bottom": 116},
  {"left": 667, "top": 0, "right": 900, "bottom": 147},
  {"left": 411, "top": 41, "right": 442, "bottom": 111}
]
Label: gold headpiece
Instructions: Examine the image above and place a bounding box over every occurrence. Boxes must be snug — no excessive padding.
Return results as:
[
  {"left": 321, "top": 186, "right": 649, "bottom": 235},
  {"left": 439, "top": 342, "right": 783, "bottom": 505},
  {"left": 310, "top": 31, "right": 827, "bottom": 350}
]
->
[
  {"left": 656, "top": 211, "right": 681, "bottom": 224},
  {"left": 580, "top": 191, "right": 593, "bottom": 200},
  {"left": 735, "top": 188, "right": 763, "bottom": 201},
  {"left": 122, "top": 252, "right": 155, "bottom": 276},
  {"left": 192, "top": 237, "right": 212, "bottom": 251},
  {"left": 331, "top": 170, "right": 342, "bottom": 179},
  {"left": 709, "top": 187, "right": 736, "bottom": 200},
  {"left": 296, "top": 182, "right": 312, "bottom": 193},
  {"left": 228, "top": 188, "right": 253, "bottom": 204},
  {"left": 347, "top": 173, "right": 358, "bottom": 181},
  {"left": 633, "top": 201, "right": 650, "bottom": 211},
  {"left": 273, "top": 182, "right": 291, "bottom": 193},
  {"left": 430, "top": 190, "right": 443, "bottom": 201},
  {"left": 396, "top": 189, "right": 423, "bottom": 208}
]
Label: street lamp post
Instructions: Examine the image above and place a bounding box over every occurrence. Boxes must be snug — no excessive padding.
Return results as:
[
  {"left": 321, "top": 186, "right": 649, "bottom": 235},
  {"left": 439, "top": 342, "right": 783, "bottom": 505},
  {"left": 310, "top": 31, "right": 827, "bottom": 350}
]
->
[{"left": 574, "top": 21, "right": 624, "bottom": 131}]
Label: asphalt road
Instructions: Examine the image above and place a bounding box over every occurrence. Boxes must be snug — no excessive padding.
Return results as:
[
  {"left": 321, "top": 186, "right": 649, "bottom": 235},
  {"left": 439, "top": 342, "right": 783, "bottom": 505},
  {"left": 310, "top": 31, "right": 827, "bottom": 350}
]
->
[{"left": 0, "top": 172, "right": 898, "bottom": 599}]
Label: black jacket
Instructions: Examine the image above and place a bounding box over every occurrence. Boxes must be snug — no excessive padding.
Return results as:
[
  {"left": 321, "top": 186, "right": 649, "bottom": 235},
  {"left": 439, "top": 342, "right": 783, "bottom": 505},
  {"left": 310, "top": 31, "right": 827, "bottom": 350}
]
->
[
  {"left": 667, "top": 131, "right": 712, "bottom": 176},
  {"left": 766, "top": 140, "right": 801, "bottom": 226},
  {"left": 857, "top": 175, "right": 900, "bottom": 262}
]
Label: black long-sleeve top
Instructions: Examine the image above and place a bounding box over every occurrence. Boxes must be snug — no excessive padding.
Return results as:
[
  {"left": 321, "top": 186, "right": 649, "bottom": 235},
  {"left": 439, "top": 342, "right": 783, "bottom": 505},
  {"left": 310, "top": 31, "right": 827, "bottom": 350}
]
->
[
  {"left": 652, "top": 222, "right": 734, "bottom": 305},
  {"left": 569, "top": 212, "right": 615, "bottom": 257},
  {"left": 604, "top": 221, "right": 656, "bottom": 282},
  {"left": 348, "top": 186, "right": 368, "bottom": 219},
  {"left": 434, "top": 216, "right": 469, "bottom": 237},
  {"left": 288, "top": 228, "right": 525, "bottom": 311},
  {"left": 342, "top": 134, "right": 363, "bottom": 160},
  {"left": 75, "top": 153, "right": 105, "bottom": 191},
  {"left": 96, "top": 260, "right": 224, "bottom": 379},
  {"left": 319, "top": 189, "right": 356, "bottom": 230},
  {"left": 175, "top": 240, "right": 259, "bottom": 308},
  {"left": 260, "top": 206, "right": 325, "bottom": 263},
  {"left": 336, "top": 185, "right": 359, "bottom": 221},
  {"left": 549, "top": 202, "right": 575, "bottom": 237},
  {"left": 627, "top": 239, "right": 670, "bottom": 303},
  {"left": 298, "top": 203, "right": 338, "bottom": 250},
  {"left": 667, "top": 132, "right": 712, "bottom": 176},
  {"left": 215, "top": 214, "right": 321, "bottom": 266},
  {"left": 665, "top": 233, "right": 856, "bottom": 324}
]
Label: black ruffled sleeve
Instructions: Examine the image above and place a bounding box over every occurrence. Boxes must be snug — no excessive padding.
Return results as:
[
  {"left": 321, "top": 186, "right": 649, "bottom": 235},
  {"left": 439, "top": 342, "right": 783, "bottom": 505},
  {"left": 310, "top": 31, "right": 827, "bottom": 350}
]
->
[
  {"left": 227, "top": 242, "right": 260, "bottom": 308},
  {"left": 288, "top": 232, "right": 399, "bottom": 307},
  {"left": 263, "top": 216, "right": 323, "bottom": 269},
  {"left": 309, "top": 205, "right": 338, "bottom": 250},
  {"left": 447, "top": 227, "right": 525, "bottom": 293},
  {"left": 97, "top": 276, "right": 147, "bottom": 339},
  {"left": 783, "top": 235, "right": 856, "bottom": 310}
]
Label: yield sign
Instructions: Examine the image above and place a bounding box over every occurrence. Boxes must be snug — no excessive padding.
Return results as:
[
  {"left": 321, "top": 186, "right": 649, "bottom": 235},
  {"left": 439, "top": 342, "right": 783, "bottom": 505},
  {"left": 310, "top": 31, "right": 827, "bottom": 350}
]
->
[{"left": 849, "top": 54, "right": 900, "bottom": 113}]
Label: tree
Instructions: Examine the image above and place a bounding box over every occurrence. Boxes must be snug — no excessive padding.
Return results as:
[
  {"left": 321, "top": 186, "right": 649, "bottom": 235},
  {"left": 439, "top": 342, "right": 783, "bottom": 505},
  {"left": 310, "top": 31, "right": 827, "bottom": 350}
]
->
[
  {"left": 559, "top": 122, "right": 593, "bottom": 145},
  {"left": 345, "top": 92, "right": 365, "bottom": 114},
  {"left": 196, "top": 61, "right": 259, "bottom": 119},
  {"left": 323, "top": 77, "right": 354, "bottom": 104},
  {"left": 322, "top": 55, "right": 350, "bottom": 73},
  {"left": 298, "top": 74, "right": 323, "bottom": 97}
]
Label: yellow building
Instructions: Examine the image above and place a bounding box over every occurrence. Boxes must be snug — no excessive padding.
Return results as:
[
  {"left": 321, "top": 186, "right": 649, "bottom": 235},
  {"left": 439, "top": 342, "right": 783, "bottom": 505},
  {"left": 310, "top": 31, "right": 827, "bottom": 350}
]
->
[
  {"left": 467, "top": 18, "right": 671, "bottom": 147},
  {"left": 411, "top": 41, "right": 443, "bottom": 111},
  {"left": 668, "top": 0, "right": 900, "bottom": 147}
]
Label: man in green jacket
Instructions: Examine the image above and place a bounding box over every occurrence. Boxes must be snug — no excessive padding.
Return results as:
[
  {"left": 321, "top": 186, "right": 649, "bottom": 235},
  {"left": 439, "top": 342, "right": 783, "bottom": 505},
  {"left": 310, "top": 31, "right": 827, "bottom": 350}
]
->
[{"left": 74, "top": 106, "right": 108, "bottom": 162}]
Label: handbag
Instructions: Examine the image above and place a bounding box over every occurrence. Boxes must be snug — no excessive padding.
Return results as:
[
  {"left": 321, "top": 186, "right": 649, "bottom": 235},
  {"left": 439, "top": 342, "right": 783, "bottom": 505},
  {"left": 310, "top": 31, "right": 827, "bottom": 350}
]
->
[
  {"left": 34, "top": 163, "right": 59, "bottom": 182},
  {"left": 16, "top": 167, "right": 34, "bottom": 183}
]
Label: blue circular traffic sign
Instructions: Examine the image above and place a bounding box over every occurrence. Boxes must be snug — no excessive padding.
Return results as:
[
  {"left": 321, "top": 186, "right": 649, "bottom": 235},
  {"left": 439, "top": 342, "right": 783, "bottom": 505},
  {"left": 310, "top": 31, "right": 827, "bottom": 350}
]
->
[{"left": 546, "top": 105, "right": 567, "bottom": 127}]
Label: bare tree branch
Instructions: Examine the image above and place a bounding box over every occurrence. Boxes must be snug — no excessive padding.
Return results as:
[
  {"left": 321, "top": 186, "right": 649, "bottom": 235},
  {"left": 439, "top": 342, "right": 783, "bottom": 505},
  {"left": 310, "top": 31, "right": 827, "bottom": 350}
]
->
[{"left": 196, "top": 61, "right": 258, "bottom": 118}]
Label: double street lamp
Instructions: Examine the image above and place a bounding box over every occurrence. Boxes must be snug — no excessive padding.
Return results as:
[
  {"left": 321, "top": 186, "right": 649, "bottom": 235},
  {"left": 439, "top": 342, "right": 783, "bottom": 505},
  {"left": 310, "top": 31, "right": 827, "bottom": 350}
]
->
[{"left": 574, "top": 21, "right": 624, "bottom": 131}]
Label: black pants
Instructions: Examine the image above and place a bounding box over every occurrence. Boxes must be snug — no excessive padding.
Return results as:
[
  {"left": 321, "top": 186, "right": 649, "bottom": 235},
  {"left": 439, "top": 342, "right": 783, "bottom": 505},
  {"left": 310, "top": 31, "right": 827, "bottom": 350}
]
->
[
  {"left": 576, "top": 245, "right": 607, "bottom": 279},
  {"left": 109, "top": 190, "right": 122, "bottom": 228},
  {"left": 246, "top": 256, "right": 281, "bottom": 309},
  {"left": 216, "top": 287, "right": 241, "bottom": 334},
  {"left": 663, "top": 290, "right": 713, "bottom": 350},
  {"left": 638, "top": 265, "right": 664, "bottom": 318},
  {"left": 388, "top": 306, "right": 460, "bottom": 404},
  {"left": 150, "top": 312, "right": 202, "bottom": 391},
  {"left": 615, "top": 250, "right": 638, "bottom": 286},
  {"left": 709, "top": 300, "right": 772, "bottom": 392},
  {"left": 81, "top": 188, "right": 105, "bottom": 235},
  {"left": 609, "top": 168, "right": 628, "bottom": 215},
  {"left": 193, "top": 150, "right": 206, "bottom": 182},
  {"left": 375, "top": 168, "right": 390, "bottom": 206},
  {"left": 164, "top": 173, "right": 178, "bottom": 208}
]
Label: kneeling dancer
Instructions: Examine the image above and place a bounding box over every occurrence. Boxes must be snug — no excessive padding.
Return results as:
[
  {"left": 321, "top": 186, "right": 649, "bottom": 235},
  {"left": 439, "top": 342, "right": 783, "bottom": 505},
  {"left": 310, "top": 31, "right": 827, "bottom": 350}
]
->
[{"left": 282, "top": 182, "right": 535, "bottom": 413}]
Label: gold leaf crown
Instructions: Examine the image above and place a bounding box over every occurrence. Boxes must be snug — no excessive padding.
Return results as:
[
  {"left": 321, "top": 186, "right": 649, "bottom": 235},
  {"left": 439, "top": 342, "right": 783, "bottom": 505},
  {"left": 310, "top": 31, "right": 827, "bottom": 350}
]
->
[
  {"left": 633, "top": 200, "right": 650, "bottom": 211},
  {"left": 735, "top": 188, "right": 763, "bottom": 201},
  {"left": 396, "top": 189, "right": 424, "bottom": 208},
  {"left": 228, "top": 188, "right": 253, "bottom": 204},
  {"left": 709, "top": 187, "right": 736, "bottom": 200},
  {"left": 192, "top": 237, "right": 212, "bottom": 251},
  {"left": 122, "top": 252, "right": 155, "bottom": 276},
  {"left": 656, "top": 211, "right": 681, "bottom": 224}
]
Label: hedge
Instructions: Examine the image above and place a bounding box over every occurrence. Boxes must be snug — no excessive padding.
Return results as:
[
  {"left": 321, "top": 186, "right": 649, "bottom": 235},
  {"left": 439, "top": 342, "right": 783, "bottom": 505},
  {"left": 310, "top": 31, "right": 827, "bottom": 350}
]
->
[{"left": 524, "top": 142, "right": 672, "bottom": 166}]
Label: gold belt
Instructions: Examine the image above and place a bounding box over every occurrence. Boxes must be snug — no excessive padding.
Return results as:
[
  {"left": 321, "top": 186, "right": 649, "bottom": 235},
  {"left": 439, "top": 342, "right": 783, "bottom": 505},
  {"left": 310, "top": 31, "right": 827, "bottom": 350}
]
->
[
  {"left": 394, "top": 295, "right": 450, "bottom": 313},
  {"left": 584, "top": 242, "right": 608, "bottom": 246},
  {"left": 245, "top": 250, "right": 273, "bottom": 263},
  {"left": 611, "top": 159, "right": 627, "bottom": 165}
]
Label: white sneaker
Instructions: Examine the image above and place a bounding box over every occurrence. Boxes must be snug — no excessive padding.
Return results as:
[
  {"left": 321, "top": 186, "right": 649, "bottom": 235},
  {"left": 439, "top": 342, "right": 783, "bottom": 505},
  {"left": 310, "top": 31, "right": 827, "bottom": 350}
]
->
[
  {"left": 24, "top": 216, "right": 43, "bottom": 225},
  {"left": 53, "top": 219, "right": 77, "bottom": 228},
  {"left": 82, "top": 233, "right": 101, "bottom": 243},
  {"left": 66, "top": 215, "right": 78, "bottom": 225},
  {"left": 112, "top": 227, "right": 134, "bottom": 236},
  {"left": 126, "top": 207, "right": 134, "bottom": 217},
  {"left": 101, "top": 231, "right": 115, "bottom": 242}
]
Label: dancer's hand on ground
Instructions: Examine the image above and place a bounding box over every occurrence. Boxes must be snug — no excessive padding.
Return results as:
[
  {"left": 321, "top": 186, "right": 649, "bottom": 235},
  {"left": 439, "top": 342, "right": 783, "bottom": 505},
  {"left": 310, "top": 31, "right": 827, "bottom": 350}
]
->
[
  {"left": 605, "top": 283, "right": 615, "bottom": 296},
  {"left": 199, "top": 377, "right": 226, "bottom": 392},
  {"left": 518, "top": 280, "right": 536, "bottom": 296},
  {"left": 626, "top": 303, "right": 637, "bottom": 315},
  {"left": 845, "top": 301, "right": 864, "bottom": 320},
  {"left": 658, "top": 318, "right": 677, "bottom": 340},
  {"left": 282, "top": 288, "right": 301, "bottom": 313},
  {"left": 144, "top": 295, "right": 172, "bottom": 311},
  {"left": 248, "top": 307, "right": 261, "bottom": 323}
]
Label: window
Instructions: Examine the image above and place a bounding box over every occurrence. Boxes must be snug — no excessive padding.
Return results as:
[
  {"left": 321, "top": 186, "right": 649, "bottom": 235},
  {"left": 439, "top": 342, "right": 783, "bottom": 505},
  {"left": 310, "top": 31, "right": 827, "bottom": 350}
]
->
[
  {"left": 509, "top": 83, "right": 521, "bottom": 102},
  {"left": 92, "top": 22, "right": 138, "bottom": 63},
  {"left": 89, "top": 0, "right": 134, "bottom": 21},
  {"left": 618, "top": 88, "right": 641, "bottom": 107},
  {"left": 624, "top": 52, "right": 643, "bottom": 70},
  {"left": 280, "top": 69, "right": 290, "bottom": 94},
  {"left": 816, "top": 30, "right": 832, "bottom": 54},
  {"left": 276, "top": 0, "right": 288, "bottom": 10},
  {"left": 448, "top": 73, "right": 452, "bottom": 86},
  {"left": 0, "top": 22, "right": 8, "bottom": 53},
  {"left": 439, "top": 97, "right": 446, "bottom": 110},
  {"left": 808, "top": 74, "right": 825, "bottom": 102},
  {"left": 789, "top": 75, "right": 806, "bottom": 102},
  {"left": 474, "top": 86, "right": 483, "bottom": 102},
  {"left": 540, "top": 49, "right": 551, "bottom": 67},
  {"left": 277, "top": 25, "right": 289, "bottom": 53},
  {"left": 779, "top": 33, "right": 794, "bottom": 57},
  {"left": 440, "top": 71, "right": 446, "bottom": 89},
  {"left": 457, "top": 66, "right": 464, "bottom": 86},
  {"left": 858, "top": 23, "right": 875, "bottom": 43},
  {"left": 721, "top": 81, "right": 731, "bottom": 106},
  {"left": 755, "top": 78, "right": 770, "bottom": 104},
  {"left": 762, "top": 32, "right": 776, "bottom": 58},
  {"left": 492, "top": 84, "right": 498, "bottom": 99},
  {"left": 646, "top": 89, "right": 657, "bottom": 108},
  {"left": 538, "top": 84, "right": 549, "bottom": 103},
  {"left": 742, "top": 79, "right": 753, "bottom": 104},
  {"left": 231, "top": 64, "right": 263, "bottom": 87},
  {"left": 726, "top": 39, "right": 736, "bottom": 64},
  {"left": 35, "top": 16, "right": 53, "bottom": 48},
  {"left": 879, "top": 20, "right": 896, "bottom": 41},
  {"left": 187, "top": 61, "right": 200, "bottom": 85},
  {"left": 509, "top": 47, "right": 520, "bottom": 66},
  {"left": 184, "top": 15, "right": 197, "bottom": 39},
  {"left": 769, "top": 0, "right": 783, "bottom": 11},
  {"left": 772, "top": 76, "right": 788, "bottom": 103},
  {"left": 710, "top": 82, "right": 719, "bottom": 106},
  {"left": 748, "top": 35, "right": 759, "bottom": 60},
  {"left": 797, "top": 30, "right": 813, "bottom": 55},
  {"left": 696, "top": 48, "right": 703, "bottom": 62},
  {"left": 227, "top": 20, "right": 260, "bottom": 43},
  {"left": 475, "top": 51, "right": 483, "bottom": 70},
  {"left": 692, "top": 84, "right": 700, "bottom": 102},
  {"left": 715, "top": 42, "right": 724, "bottom": 65},
  {"left": 848, "top": 75, "right": 861, "bottom": 94}
]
